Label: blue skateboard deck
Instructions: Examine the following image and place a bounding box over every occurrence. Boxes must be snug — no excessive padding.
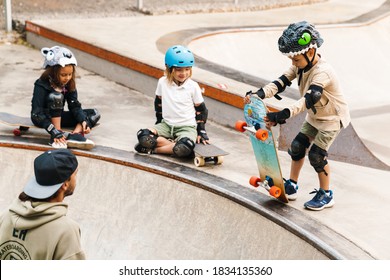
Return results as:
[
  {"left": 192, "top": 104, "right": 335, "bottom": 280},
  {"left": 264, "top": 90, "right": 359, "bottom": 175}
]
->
[{"left": 238, "top": 95, "right": 288, "bottom": 203}]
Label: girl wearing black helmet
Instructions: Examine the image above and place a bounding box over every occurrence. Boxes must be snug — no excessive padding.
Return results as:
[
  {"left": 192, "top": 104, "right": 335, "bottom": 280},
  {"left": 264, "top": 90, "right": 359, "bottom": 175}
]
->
[
  {"left": 246, "top": 21, "right": 350, "bottom": 211},
  {"left": 135, "top": 45, "right": 209, "bottom": 157}
]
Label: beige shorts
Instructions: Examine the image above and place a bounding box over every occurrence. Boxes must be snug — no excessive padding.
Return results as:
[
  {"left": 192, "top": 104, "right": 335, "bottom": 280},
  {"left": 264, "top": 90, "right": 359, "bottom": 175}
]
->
[{"left": 301, "top": 121, "right": 340, "bottom": 151}]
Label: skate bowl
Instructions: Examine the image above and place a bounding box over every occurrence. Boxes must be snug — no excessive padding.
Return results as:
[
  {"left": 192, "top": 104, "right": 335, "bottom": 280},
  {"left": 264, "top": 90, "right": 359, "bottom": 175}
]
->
[
  {"left": 24, "top": 8, "right": 390, "bottom": 171},
  {"left": 0, "top": 137, "right": 373, "bottom": 260}
]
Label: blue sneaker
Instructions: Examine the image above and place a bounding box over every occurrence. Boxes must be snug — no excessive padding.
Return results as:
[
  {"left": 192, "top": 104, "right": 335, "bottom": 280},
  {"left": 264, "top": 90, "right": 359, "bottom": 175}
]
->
[
  {"left": 284, "top": 179, "right": 298, "bottom": 200},
  {"left": 304, "top": 189, "right": 335, "bottom": 211}
]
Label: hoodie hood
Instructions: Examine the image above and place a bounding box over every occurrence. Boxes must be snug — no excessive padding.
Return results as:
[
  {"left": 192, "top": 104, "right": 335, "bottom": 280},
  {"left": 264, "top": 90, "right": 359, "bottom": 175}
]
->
[{"left": 9, "top": 199, "right": 68, "bottom": 231}]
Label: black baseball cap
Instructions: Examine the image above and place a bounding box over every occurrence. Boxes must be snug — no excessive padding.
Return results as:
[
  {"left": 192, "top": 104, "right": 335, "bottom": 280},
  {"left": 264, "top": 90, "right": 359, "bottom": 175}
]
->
[{"left": 24, "top": 149, "right": 78, "bottom": 199}]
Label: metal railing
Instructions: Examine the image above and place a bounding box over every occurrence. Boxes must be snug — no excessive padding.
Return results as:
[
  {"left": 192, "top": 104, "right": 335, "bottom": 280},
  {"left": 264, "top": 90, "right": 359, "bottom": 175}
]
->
[{"left": 4, "top": 0, "right": 12, "bottom": 32}]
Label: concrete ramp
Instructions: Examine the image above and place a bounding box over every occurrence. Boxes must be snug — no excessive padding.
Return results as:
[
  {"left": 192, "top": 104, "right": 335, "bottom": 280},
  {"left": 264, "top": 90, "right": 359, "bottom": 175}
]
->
[{"left": 0, "top": 137, "right": 373, "bottom": 259}]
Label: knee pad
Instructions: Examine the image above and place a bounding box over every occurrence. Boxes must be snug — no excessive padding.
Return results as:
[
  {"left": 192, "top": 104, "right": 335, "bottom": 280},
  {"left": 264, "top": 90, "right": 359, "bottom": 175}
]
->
[
  {"left": 288, "top": 132, "right": 310, "bottom": 161},
  {"left": 308, "top": 144, "right": 328, "bottom": 174},
  {"left": 85, "top": 108, "right": 101, "bottom": 128},
  {"left": 173, "top": 137, "right": 195, "bottom": 158},
  {"left": 137, "top": 129, "right": 157, "bottom": 149},
  {"left": 31, "top": 110, "right": 46, "bottom": 127},
  {"left": 47, "top": 92, "right": 64, "bottom": 112}
]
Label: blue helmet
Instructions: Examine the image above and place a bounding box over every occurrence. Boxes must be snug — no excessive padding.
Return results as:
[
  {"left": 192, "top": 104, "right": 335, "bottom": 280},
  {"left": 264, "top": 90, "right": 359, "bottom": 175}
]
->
[{"left": 165, "top": 45, "right": 194, "bottom": 68}]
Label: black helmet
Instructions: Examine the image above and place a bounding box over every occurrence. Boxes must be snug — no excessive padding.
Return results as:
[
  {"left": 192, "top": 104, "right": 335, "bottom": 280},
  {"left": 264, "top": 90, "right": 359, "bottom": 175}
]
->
[{"left": 278, "top": 21, "right": 324, "bottom": 57}]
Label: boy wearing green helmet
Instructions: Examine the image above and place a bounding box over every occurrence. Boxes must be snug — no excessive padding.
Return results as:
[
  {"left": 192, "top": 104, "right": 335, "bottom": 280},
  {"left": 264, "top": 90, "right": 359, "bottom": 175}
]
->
[
  {"left": 135, "top": 45, "right": 209, "bottom": 157},
  {"left": 245, "top": 21, "right": 350, "bottom": 211}
]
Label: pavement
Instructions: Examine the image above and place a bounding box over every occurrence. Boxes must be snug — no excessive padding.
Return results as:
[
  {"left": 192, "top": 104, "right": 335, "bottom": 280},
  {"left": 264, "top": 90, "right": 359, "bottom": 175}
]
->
[{"left": 1, "top": 0, "right": 390, "bottom": 259}]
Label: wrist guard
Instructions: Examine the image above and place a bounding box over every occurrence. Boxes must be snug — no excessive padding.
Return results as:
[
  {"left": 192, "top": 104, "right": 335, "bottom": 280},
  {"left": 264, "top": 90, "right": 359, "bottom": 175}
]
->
[{"left": 46, "top": 124, "right": 64, "bottom": 139}]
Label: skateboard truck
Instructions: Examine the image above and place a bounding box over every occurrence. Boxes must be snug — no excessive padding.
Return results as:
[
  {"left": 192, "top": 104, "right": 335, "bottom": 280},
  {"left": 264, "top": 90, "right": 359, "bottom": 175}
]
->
[
  {"left": 235, "top": 120, "right": 269, "bottom": 141},
  {"left": 249, "top": 175, "right": 282, "bottom": 198},
  {"left": 194, "top": 155, "right": 224, "bottom": 167},
  {"left": 13, "top": 126, "right": 30, "bottom": 136}
]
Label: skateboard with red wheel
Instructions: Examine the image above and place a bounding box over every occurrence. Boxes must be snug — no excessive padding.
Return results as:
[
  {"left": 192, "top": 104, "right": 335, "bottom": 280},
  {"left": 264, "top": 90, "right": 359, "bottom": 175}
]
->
[
  {"left": 0, "top": 112, "right": 98, "bottom": 136},
  {"left": 235, "top": 95, "right": 288, "bottom": 203}
]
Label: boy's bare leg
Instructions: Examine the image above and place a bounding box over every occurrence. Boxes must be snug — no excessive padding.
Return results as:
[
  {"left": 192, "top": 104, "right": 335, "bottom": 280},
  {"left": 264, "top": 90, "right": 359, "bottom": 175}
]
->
[
  {"left": 289, "top": 158, "right": 305, "bottom": 183},
  {"left": 318, "top": 165, "right": 330, "bottom": 191},
  {"left": 155, "top": 137, "right": 175, "bottom": 154}
]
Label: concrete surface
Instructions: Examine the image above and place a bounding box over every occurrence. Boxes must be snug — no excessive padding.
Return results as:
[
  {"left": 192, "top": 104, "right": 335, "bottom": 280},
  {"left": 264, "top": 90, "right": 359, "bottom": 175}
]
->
[
  {"left": 0, "top": 142, "right": 373, "bottom": 259},
  {"left": 1, "top": 0, "right": 390, "bottom": 259},
  {"left": 0, "top": 145, "right": 327, "bottom": 260}
]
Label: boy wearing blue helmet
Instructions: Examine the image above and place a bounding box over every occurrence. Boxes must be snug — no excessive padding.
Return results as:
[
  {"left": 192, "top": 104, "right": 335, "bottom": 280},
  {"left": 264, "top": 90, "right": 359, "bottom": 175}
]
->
[
  {"left": 135, "top": 45, "right": 209, "bottom": 157},
  {"left": 245, "top": 21, "right": 350, "bottom": 211}
]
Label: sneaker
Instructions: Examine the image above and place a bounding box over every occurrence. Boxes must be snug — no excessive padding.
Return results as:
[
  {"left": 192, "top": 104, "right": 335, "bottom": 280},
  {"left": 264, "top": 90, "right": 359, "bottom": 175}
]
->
[
  {"left": 134, "top": 143, "right": 153, "bottom": 154},
  {"left": 284, "top": 179, "right": 298, "bottom": 200},
  {"left": 66, "top": 133, "right": 95, "bottom": 150},
  {"left": 304, "top": 189, "right": 335, "bottom": 211},
  {"left": 49, "top": 140, "right": 67, "bottom": 149}
]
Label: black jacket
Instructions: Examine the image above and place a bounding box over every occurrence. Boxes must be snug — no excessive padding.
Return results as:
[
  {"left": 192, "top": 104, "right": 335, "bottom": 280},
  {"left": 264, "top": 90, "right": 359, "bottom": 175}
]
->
[{"left": 31, "top": 78, "right": 86, "bottom": 130}]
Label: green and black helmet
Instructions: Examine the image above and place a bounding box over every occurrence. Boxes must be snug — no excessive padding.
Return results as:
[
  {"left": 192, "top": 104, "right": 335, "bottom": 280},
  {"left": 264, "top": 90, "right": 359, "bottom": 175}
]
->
[{"left": 278, "top": 21, "right": 324, "bottom": 57}]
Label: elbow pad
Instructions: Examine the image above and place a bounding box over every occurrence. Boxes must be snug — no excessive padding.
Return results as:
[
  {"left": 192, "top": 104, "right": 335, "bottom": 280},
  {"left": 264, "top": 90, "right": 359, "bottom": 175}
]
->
[
  {"left": 195, "top": 102, "right": 208, "bottom": 123},
  {"left": 272, "top": 75, "right": 292, "bottom": 100},
  {"left": 154, "top": 96, "right": 162, "bottom": 124},
  {"left": 305, "top": 85, "right": 323, "bottom": 114}
]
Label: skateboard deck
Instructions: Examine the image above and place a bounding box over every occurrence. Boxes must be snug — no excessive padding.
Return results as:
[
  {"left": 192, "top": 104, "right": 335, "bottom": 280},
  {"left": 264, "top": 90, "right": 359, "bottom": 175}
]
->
[
  {"left": 236, "top": 95, "right": 288, "bottom": 203},
  {"left": 0, "top": 112, "right": 98, "bottom": 136},
  {"left": 193, "top": 143, "right": 229, "bottom": 167}
]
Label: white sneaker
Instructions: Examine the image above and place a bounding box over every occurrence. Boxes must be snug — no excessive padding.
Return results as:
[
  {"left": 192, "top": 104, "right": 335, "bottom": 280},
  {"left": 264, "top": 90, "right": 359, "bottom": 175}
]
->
[
  {"left": 66, "top": 133, "right": 95, "bottom": 150},
  {"left": 50, "top": 141, "right": 68, "bottom": 149}
]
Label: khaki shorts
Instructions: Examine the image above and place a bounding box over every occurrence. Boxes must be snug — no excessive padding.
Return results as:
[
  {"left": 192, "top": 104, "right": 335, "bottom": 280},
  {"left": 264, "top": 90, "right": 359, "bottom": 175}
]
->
[
  {"left": 301, "top": 121, "right": 340, "bottom": 151},
  {"left": 154, "top": 120, "right": 197, "bottom": 142}
]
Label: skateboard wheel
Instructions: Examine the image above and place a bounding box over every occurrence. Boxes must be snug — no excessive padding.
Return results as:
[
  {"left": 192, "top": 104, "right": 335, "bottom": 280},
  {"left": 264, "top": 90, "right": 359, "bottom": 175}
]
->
[
  {"left": 269, "top": 186, "right": 282, "bottom": 198},
  {"left": 13, "top": 128, "right": 21, "bottom": 136},
  {"left": 215, "top": 156, "right": 224, "bottom": 165},
  {"left": 255, "top": 129, "right": 268, "bottom": 141},
  {"left": 235, "top": 120, "right": 247, "bottom": 132},
  {"left": 249, "top": 176, "right": 261, "bottom": 188},
  {"left": 194, "top": 157, "right": 205, "bottom": 167}
]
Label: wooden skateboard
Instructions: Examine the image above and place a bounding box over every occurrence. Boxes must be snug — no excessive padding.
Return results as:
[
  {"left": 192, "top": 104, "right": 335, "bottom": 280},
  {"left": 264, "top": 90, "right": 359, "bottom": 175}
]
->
[
  {"left": 235, "top": 95, "right": 288, "bottom": 203},
  {"left": 0, "top": 112, "right": 98, "bottom": 136},
  {"left": 193, "top": 143, "right": 229, "bottom": 167}
]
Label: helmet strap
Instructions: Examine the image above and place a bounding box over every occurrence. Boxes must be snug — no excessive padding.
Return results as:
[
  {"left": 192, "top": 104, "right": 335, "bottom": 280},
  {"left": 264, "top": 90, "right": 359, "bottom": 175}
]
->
[
  {"left": 303, "top": 48, "right": 316, "bottom": 72},
  {"left": 298, "top": 49, "right": 317, "bottom": 86}
]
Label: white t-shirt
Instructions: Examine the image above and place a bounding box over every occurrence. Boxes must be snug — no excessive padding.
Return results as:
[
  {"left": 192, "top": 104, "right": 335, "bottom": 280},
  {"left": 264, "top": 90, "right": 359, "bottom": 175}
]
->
[{"left": 155, "top": 76, "right": 204, "bottom": 126}]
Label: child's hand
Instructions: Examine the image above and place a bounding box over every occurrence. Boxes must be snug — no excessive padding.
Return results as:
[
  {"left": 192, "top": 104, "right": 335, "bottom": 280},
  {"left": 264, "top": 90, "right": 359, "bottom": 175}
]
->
[
  {"left": 197, "top": 123, "right": 209, "bottom": 144},
  {"left": 54, "top": 135, "right": 67, "bottom": 145},
  {"left": 82, "top": 121, "right": 91, "bottom": 134},
  {"left": 197, "top": 135, "right": 210, "bottom": 145},
  {"left": 264, "top": 115, "right": 275, "bottom": 130}
]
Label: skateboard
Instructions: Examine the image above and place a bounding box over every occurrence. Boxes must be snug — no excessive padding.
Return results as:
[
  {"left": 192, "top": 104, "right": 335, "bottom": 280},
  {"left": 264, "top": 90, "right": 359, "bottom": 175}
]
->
[
  {"left": 235, "top": 95, "right": 288, "bottom": 203},
  {"left": 193, "top": 143, "right": 229, "bottom": 167},
  {"left": 0, "top": 112, "right": 99, "bottom": 136}
]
